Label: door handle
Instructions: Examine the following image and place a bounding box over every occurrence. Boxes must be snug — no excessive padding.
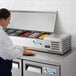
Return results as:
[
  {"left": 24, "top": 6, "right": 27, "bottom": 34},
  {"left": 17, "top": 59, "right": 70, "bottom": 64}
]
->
[
  {"left": 12, "top": 61, "right": 20, "bottom": 69},
  {"left": 25, "top": 64, "right": 42, "bottom": 74}
]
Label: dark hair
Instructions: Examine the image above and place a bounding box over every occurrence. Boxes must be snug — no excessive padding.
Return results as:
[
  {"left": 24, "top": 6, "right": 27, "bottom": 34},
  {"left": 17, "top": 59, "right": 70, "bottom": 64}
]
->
[{"left": 0, "top": 8, "right": 11, "bottom": 19}]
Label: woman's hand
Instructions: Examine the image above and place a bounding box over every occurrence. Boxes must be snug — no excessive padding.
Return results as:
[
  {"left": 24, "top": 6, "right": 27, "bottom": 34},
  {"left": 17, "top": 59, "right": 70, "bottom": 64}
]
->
[
  {"left": 23, "top": 46, "right": 33, "bottom": 52},
  {"left": 23, "top": 46, "right": 27, "bottom": 50}
]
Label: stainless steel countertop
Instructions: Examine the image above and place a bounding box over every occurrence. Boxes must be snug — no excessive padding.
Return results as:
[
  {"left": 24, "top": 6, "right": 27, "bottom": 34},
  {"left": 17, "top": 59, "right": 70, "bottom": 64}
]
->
[{"left": 19, "top": 47, "right": 76, "bottom": 65}]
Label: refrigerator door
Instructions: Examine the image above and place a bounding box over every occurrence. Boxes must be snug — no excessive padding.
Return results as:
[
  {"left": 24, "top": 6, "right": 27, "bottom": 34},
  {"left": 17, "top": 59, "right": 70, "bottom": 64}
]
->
[
  {"left": 11, "top": 59, "right": 22, "bottom": 76},
  {"left": 23, "top": 60, "right": 60, "bottom": 76}
]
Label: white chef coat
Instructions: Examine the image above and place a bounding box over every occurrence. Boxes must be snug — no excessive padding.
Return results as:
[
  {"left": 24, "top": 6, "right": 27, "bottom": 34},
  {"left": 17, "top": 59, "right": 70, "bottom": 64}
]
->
[{"left": 0, "top": 26, "right": 24, "bottom": 60}]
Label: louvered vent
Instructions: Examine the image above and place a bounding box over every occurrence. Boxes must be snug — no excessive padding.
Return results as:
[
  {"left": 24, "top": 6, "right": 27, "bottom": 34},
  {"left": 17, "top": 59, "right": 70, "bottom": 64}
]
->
[
  {"left": 51, "top": 41, "right": 60, "bottom": 51},
  {"left": 62, "top": 37, "right": 71, "bottom": 52}
]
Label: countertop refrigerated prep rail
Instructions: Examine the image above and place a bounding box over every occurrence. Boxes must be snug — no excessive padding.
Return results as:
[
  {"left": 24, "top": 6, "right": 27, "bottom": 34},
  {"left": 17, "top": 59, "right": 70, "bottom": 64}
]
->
[
  {"left": 4, "top": 11, "right": 71, "bottom": 55},
  {"left": 4, "top": 27, "right": 71, "bottom": 55}
]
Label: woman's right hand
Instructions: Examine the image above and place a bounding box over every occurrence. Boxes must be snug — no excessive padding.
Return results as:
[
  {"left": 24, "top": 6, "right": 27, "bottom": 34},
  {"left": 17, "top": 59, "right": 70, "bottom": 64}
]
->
[{"left": 23, "top": 46, "right": 27, "bottom": 51}]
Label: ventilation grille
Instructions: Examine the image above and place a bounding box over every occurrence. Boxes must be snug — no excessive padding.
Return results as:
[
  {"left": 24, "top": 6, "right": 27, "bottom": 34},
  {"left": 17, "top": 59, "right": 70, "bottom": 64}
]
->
[
  {"left": 51, "top": 41, "right": 60, "bottom": 51},
  {"left": 62, "top": 37, "right": 71, "bottom": 52}
]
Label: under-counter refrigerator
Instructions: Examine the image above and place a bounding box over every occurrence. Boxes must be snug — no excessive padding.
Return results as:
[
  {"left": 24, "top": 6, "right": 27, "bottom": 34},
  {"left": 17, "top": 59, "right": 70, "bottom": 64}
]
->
[
  {"left": 21, "top": 47, "right": 76, "bottom": 76},
  {"left": 11, "top": 48, "right": 76, "bottom": 76}
]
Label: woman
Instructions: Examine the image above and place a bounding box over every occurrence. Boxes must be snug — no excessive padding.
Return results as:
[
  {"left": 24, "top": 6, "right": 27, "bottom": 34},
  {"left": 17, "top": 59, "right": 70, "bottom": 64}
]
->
[{"left": 0, "top": 8, "right": 27, "bottom": 76}]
